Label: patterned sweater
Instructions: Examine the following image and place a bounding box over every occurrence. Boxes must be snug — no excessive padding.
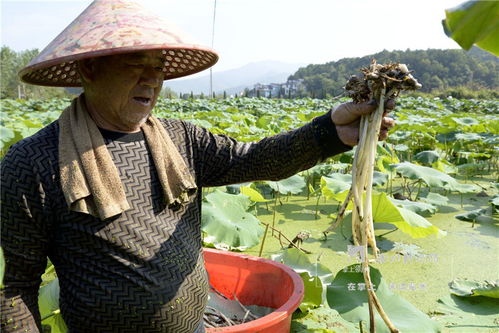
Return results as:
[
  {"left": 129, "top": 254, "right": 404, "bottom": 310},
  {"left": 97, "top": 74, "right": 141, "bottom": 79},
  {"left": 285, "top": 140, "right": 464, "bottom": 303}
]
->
[{"left": 0, "top": 113, "right": 350, "bottom": 333}]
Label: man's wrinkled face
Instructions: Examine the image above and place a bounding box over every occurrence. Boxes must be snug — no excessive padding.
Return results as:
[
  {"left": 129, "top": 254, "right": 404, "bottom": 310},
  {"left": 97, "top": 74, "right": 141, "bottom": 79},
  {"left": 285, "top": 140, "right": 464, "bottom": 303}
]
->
[{"left": 86, "top": 50, "right": 165, "bottom": 131}]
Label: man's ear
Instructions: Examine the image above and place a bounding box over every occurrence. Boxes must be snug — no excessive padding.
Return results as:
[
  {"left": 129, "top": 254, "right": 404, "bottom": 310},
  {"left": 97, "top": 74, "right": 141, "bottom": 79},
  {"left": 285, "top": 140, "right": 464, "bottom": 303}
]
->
[{"left": 77, "top": 58, "right": 97, "bottom": 84}]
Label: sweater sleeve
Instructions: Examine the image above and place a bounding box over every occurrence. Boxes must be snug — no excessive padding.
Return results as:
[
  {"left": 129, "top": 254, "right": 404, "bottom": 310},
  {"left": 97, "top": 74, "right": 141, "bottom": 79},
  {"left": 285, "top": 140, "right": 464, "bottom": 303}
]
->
[
  {"left": 1, "top": 143, "right": 50, "bottom": 333},
  {"left": 188, "top": 110, "right": 352, "bottom": 187}
]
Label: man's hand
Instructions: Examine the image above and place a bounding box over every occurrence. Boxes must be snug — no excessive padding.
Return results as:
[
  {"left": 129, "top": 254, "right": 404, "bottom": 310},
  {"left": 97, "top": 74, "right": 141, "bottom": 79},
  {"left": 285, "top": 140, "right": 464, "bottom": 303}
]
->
[{"left": 331, "top": 100, "right": 395, "bottom": 147}]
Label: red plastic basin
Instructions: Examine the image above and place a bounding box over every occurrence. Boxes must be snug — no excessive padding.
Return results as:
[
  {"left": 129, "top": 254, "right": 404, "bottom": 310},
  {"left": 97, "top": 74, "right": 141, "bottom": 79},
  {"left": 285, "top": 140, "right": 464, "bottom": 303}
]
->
[{"left": 203, "top": 248, "right": 304, "bottom": 333}]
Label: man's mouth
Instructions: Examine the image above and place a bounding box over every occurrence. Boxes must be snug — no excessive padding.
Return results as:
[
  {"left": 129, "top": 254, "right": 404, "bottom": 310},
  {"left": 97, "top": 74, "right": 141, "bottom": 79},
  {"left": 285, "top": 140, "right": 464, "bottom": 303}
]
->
[{"left": 133, "top": 97, "right": 152, "bottom": 105}]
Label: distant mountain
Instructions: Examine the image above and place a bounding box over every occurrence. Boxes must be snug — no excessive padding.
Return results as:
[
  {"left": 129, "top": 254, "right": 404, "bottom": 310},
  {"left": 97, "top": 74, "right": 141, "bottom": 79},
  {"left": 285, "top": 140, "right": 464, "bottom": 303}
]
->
[{"left": 163, "top": 60, "right": 305, "bottom": 95}]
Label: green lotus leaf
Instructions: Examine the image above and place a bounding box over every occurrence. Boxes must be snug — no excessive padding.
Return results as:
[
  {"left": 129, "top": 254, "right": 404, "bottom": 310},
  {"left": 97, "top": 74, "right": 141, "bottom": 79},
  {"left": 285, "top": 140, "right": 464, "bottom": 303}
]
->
[
  {"left": 456, "top": 162, "right": 487, "bottom": 174},
  {"left": 271, "top": 248, "right": 334, "bottom": 286},
  {"left": 0, "top": 127, "right": 20, "bottom": 152},
  {"left": 339, "top": 150, "right": 354, "bottom": 164},
  {"left": 420, "top": 192, "right": 449, "bottom": 207},
  {"left": 392, "top": 162, "right": 454, "bottom": 189},
  {"left": 302, "top": 164, "right": 349, "bottom": 185},
  {"left": 388, "top": 130, "right": 411, "bottom": 142},
  {"left": 201, "top": 190, "right": 264, "bottom": 248},
  {"left": 320, "top": 174, "right": 351, "bottom": 198},
  {"left": 414, "top": 150, "right": 440, "bottom": 164},
  {"left": 39, "top": 279, "right": 67, "bottom": 333},
  {"left": 240, "top": 186, "right": 269, "bottom": 202},
  {"left": 187, "top": 119, "right": 213, "bottom": 129},
  {"left": 298, "top": 271, "right": 323, "bottom": 312},
  {"left": 307, "top": 164, "right": 335, "bottom": 177},
  {"left": 343, "top": 192, "right": 446, "bottom": 239},
  {"left": 0, "top": 127, "right": 15, "bottom": 143},
  {"left": 393, "top": 143, "right": 409, "bottom": 152},
  {"left": 449, "top": 279, "right": 499, "bottom": 298},
  {"left": 256, "top": 115, "right": 273, "bottom": 129},
  {"left": 436, "top": 295, "right": 499, "bottom": 328},
  {"left": 272, "top": 248, "right": 334, "bottom": 306},
  {"left": 455, "top": 132, "right": 481, "bottom": 141},
  {"left": 388, "top": 197, "right": 437, "bottom": 217},
  {"left": 267, "top": 174, "right": 306, "bottom": 195},
  {"left": 224, "top": 126, "right": 241, "bottom": 134},
  {"left": 454, "top": 208, "right": 487, "bottom": 222},
  {"left": 376, "top": 154, "right": 399, "bottom": 173},
  {"left": 373, "top": 192, "right": 445, "bottom": 238},
  {"left": 39, "top": 278, "right": 60, "bottom": 315},
  {"left": 391, "top": 162, "right": 478, "bottom": 193},
  {"left": 305, "top": 163, "right": 350, "bottom": 178},
  {"left": 452, "top": 117, "right": 480, "bottom": 127},
  {"left": 443, "top": 0, "right": 499, "bottom": 55},
  {"left": 41, "top": 262, "right": 57, "bottom": 285},
  {"left": 225, "top": 182, "right": 252, "bottom": 194},
  {"left": 328, "top": 163, "right": 351, "bottom": 171},
  {"left": 376, "top": 142, "right": 398, "bottom": 159},
  {"left": 466, "top": 152, "right": 491, "bottom": 160},
  {"left": 490, "top": 195, "right": 499, "bottom": 209},
  {"left": 483, "top": 135, "right": 499, "bottom": 145},
  {"left": 432, "top": 159, "right": 458, "bottom": 175},
  {"left": 396, "top": 208, "right": 446, "bottom": 238},
  {"left": 372, "top": 171, "right": 388, "bottom": 187},
  {"left": 327, "top": 264, "right": 441, "bottom": 332},
  {"left": 451, "top": 183, "right": 480, "bottom": 194},
  {"left": 436, "top": 131, "right": 458, "bottom": 144}
]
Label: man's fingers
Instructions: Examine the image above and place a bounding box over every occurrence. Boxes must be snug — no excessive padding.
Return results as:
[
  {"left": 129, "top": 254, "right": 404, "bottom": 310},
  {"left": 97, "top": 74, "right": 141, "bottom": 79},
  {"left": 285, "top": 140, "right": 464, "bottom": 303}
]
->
[
  {"left": 332, "top": 100, "right": 396, "bottom": 126},
  {"left": 379, "top": 129, "right": 389, "bottom": 141},
  {"left": 379, "top": 116, "right": 395, "bottom": 141},
  {"left": 370, "top": 98, "right": 396, "bottom": 111},
  {"left": 385, "top": 99, "right": 396, "bottom": 111},
  {"left": 381, "top": 116, "right": 395, "bottom": 130},
  {"left": 333, "top": 103, "right": 396, "bottom": 144},
  {"left": 337, "top": 116, "right": 395, "bottom": 145},
  {"left": 331, "top": 102, "right": 376, "bottom": 125}
]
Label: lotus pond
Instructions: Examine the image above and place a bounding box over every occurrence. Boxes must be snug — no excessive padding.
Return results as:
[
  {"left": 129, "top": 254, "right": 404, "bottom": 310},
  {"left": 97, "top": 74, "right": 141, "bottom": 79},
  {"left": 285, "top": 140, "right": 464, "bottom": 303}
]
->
[{"left": 0, "top": 97, "right": 498, "bottom": 332}]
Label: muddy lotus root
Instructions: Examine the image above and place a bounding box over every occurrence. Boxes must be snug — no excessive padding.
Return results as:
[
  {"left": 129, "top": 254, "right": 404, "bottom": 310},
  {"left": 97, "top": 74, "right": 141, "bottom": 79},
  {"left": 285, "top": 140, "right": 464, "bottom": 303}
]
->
[{"left": 345, "top": 60, "right": 422, "bottom": 103}]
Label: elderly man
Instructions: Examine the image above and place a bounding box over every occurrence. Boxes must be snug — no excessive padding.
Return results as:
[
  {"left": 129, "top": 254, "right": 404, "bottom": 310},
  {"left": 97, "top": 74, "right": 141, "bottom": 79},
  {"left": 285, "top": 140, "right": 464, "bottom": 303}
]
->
[{"left": 0, "top": 1, "right": 394, "bottom": 332}]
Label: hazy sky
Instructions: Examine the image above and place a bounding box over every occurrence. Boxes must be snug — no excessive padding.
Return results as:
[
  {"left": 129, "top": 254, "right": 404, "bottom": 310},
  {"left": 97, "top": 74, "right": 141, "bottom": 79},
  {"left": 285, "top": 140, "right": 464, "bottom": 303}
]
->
[{"left": 1, "top": 0, "right": 463, "bottom": 74}]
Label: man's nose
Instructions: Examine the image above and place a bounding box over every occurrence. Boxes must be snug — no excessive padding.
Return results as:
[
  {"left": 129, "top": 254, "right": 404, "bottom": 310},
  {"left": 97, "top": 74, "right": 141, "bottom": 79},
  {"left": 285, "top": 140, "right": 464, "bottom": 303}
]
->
[{"left": 140, "top": 67, "right": 163, "bottom": 87}]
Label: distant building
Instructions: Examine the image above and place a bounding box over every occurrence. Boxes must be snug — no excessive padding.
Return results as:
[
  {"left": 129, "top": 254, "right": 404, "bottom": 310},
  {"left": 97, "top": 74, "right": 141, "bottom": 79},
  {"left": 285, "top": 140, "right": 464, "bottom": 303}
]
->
[
  {"left": 281, "top": 79, "right": 304, "bottom": 96},
  {"left": 245, "top": 79, "right": 304, "bottom": 98}
]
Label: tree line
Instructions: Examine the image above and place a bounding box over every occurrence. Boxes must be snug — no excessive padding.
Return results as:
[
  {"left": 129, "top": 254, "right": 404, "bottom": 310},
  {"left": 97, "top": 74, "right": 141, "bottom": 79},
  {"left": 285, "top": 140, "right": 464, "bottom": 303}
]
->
[
  {"left": 288, "top": 47, "right": 499, "bottom": 99},
  {"left": 0, "top": 46, "right": 74, "bottom": 99},
  {"left": 1, "top": 46, "right": 498, "bottom": 100}
]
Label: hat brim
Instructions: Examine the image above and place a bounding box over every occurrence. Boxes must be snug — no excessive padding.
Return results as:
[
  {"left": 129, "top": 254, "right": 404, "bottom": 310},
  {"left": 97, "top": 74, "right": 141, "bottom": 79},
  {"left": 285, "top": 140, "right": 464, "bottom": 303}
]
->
[{"left": 20, "top": 44, "right": 218, "bottom": 87}]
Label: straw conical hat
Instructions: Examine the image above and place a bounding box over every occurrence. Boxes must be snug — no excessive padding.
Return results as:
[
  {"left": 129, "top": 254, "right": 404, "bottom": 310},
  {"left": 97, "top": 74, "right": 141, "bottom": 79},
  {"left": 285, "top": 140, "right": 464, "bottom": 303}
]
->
[{"left": 19, "top": 0, "right": 218, "bottom": 87}]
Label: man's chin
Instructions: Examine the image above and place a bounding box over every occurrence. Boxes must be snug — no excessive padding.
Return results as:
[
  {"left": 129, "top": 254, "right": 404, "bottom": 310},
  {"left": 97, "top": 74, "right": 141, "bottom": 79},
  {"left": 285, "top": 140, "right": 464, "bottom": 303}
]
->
[{"left": 114, "top": 114, "right": 150, "bottom": 132}]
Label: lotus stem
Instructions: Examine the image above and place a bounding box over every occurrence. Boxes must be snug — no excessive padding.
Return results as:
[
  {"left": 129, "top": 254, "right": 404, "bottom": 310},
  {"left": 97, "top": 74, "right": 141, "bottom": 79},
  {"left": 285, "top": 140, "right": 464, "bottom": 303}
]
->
[
  {"left": 415, "top": 180, "right": 423, "bottom": 200},
  {"left": 323, "top": 61, "right": 421, "bottom": 333},
  {"left": 258, "top": 223, "right": 269, "bottom": 257},
  {"left": 41, "top": 309, "right": 60, "bottom": 322},
  {"left": 328, "top": 86, "right": 398, "bottom": 332},
  {"left": 323, "top": 190, "right": 353, "bottom": 235},
  {"left": 315, "top": 193, "right": 322, "bottom": 219},
  {"left": 261, "top": 222, "right": 312, "bottom": 254},
  {"left": 272, "top": 191, "right": 279, "bottom": 236}
]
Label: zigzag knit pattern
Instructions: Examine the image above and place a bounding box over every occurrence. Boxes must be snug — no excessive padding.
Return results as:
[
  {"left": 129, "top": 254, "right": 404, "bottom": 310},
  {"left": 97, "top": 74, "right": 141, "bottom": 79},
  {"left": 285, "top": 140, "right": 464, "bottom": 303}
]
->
[{"left": 1, "top": 113, "right": 349, "bottom": 332}]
